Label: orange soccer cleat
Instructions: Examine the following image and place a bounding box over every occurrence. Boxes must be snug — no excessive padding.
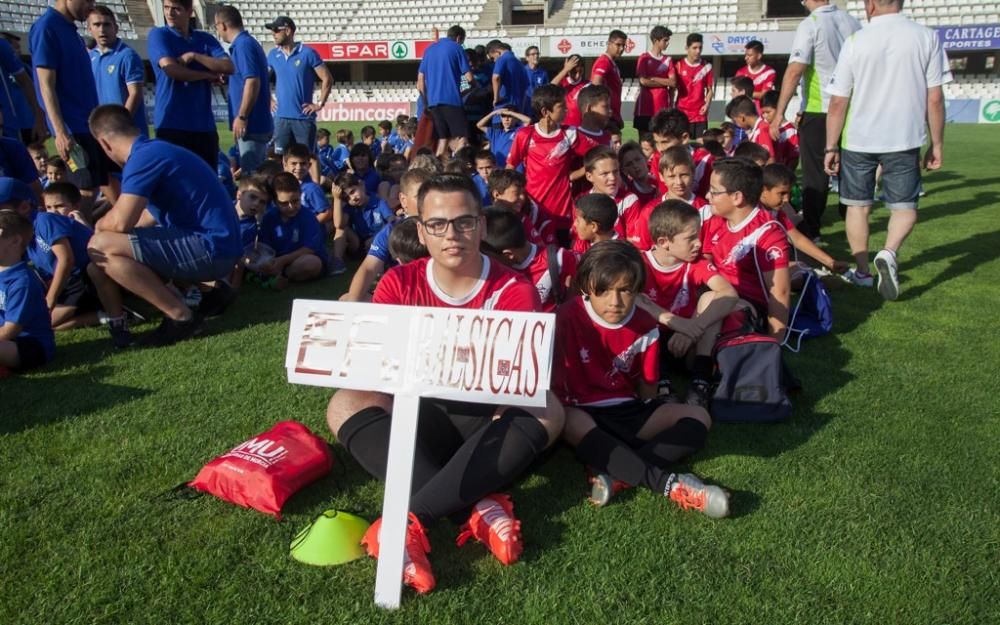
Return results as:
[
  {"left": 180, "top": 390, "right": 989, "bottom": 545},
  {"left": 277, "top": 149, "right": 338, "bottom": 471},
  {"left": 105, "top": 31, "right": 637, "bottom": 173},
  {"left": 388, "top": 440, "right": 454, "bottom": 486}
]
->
[
  {"left": 361, "top": 513, "right": 436, "bottom": 594},
  {"left": 455, "top": 493, "right": 523, "bottom": 565}
]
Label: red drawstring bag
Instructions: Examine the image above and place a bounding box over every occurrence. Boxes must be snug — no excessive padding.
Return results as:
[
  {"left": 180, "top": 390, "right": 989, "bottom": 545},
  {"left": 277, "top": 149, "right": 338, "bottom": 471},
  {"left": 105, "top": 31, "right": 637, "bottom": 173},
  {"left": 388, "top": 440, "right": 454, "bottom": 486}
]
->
[{"left": 190, "top": 421, "right": 333, "bottom": 519}]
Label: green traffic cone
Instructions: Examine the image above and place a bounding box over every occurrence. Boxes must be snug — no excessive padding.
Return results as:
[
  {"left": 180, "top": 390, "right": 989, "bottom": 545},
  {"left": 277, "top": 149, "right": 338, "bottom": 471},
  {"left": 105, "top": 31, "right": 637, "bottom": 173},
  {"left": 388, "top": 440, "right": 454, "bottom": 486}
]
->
[{"left": 290, "top": 510, "right": 371, "bottom": 566}]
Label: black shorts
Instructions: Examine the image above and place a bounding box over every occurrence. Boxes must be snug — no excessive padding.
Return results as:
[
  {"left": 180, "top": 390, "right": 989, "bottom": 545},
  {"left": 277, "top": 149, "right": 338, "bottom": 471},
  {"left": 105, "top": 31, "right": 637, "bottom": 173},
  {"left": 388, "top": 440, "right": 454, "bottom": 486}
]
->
[
  {"left": 13, "top": 336, "right": 48, "bottom": 371},
  {"left": 633, "top": 115, "right": 651, "bottom": 133},
  {"left": 428, "top": 105, "right": 467, "bottom": 140},
  {"left": 68, "top": 132, "right": 114, "bottom": 189},
  {"left": 689, "top": 121, "right": 708, "bottom": 141},
  {"left": 155, "top": 128, "right": 219, "bottom": 168},
  {"left": 56, "top": 272, "right": 99, "bottom": 311},
  {"left": 577, "top": 398, "right": 667, "bottom": 447}
]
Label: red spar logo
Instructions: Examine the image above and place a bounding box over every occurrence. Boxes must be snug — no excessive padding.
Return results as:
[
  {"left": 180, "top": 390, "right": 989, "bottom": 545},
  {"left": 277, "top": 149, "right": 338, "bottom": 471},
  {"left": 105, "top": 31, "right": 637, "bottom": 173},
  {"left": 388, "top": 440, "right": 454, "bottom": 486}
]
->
[
  {"left": 557, "top": 39, "right": 573, "bottom": 54},
  {"left": 625, "top": 38, "right": 637, "bottom": 54}
]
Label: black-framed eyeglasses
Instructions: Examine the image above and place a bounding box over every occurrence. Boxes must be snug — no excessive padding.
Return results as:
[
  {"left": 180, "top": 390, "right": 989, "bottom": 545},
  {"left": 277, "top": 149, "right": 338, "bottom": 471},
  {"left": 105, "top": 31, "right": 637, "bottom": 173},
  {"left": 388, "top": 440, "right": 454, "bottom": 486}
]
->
[{"left": 420, "top": 215, "right": 479, "bottom": 236}]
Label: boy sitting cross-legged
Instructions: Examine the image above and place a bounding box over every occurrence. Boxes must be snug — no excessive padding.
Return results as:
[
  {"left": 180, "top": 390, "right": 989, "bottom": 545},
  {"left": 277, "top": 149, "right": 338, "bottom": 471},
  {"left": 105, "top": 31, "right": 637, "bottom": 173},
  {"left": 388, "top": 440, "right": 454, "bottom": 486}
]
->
[
  {"left": 283, "top": 143, "right": 331, "bottom": 226},
  {"left": 255, "top": 172, "right": 328, "bottom": 288},
  {"left": 230, "top": 175, "right": 271, "bottom": 289},
  {"left": 331, "top": 171, "right": 395, "bottom": 273},
  {"left": 554, "top": 240, "right": 729, "bottom": 515}
]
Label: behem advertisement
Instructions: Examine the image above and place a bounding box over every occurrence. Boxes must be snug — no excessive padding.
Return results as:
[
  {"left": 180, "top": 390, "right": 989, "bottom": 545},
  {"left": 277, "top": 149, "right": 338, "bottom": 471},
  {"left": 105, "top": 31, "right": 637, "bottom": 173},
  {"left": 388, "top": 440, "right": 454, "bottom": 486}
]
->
[
  {"left": 936, "top": 24, "right": 1000, "bottom": 51},
  {"left": 547, "top": 35, "right": 647, "bottom": 58},
  {"left": 317, "top": 102, "right": 412, "bottom": 122},
  {"left": 466, "top": 37, "right": 541, "bottom": 53}
]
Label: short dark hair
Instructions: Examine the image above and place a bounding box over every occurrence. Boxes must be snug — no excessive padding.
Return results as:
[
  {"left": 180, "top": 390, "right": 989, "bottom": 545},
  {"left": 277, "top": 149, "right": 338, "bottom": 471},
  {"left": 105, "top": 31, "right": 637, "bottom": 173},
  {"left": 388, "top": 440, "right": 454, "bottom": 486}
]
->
[
  {"left": 701, "top": 140, "right": 726, "bottom": 159},
  {"left": 89, "top": 5, "right": 117, "bottom": 22},
  {"left": 658, "top": 145, "right": 694, "bottom": 173},
  {"left": 271, "top": 172, "right": 301, "bottom": 195},
  {"left": 576, "top": 84, "right": 610, "bottom": 116},
  {"left": 760, "top": 91, "right": 780, "bottom": 109},
  {"left": 486, "top": 39, "right": 509, "bottom": 54},
  {"left": 42, "top": 181, "right": 82, "bottom": 205},
  {"left": 0, "top": 209, "right": 32, "bottom": 246},
  {"left": 316, "top": 128, "right": 331, "bottom": 139},
  {"left": 238, "top": 174, "right": 271, "bottom": 196},
  {"left": 702, "top": 128, "right": 724, "bottom": 142},
  {"left": 686, "top": 33, "right": 703, "bottom": 47},
  {"left": 650, "top": 25, "right": 672, "bottom": 41},
  {"left": 608, "top": 29, "right": 627, "bottom": 42},
  {"left": 574, "top": 194, "right": 617, "bottom": 233},
  {"left": 26, "top": 142, "right": 47, "bottom": 155},
  {"left": 745, "top": 40, "right": 764, "bottom": 54},
  {"left": 617, "top": 141, "right": 644, "bottom": 165},
  {"left": 474, "top": 149, "right": 496, "bottom": 164},
  {"left": 284, "top": 143, "right": 312, "bottom": 161},
  {"left": 713, "top": 158, "right": 763, "bottom": 205},
  {"left": 46, "top": 156, "right": 67, "bottom": 171},
  {"left": 483, "top": 206, "right": 527, "bottom": 252},
  {"left": 214, "top": 5, "right": 243, "bottom": 28},
  {"left": 388, "top": 217, "right": 428, "bottom": 264},
  {"left": 416, "top": 173, "right": 481, "bottom": 215},
  {"left": 395, "top": 114, "right": 408, "bottom": 126},
  {"left": 577, "top": 240, "right": 645, "bottom": 296},
  {"left": 648, "top": 199, "right": 700, "bottom": 241},
  {"left": 762, "top": 163, "right": 796, "bottom": 189},
  {"left": 349, "top": 143, "right": 372, "bottom": 161},
  {"left": 650, "top": 108, "right": 690, "bottom": 141},
  {"left": 531, "top": 84, "right": 565, "bottom": 118},
  {"left": 378, "top": 120, "right": 393, "bottom": 131},
  {"left": 170, "top": 0, "right": 194, "bottom": 10},
  {"left": 89, "top": 104, "right": 139, "bottom": 138},
  {"left": 488, "top": 169, "right": 525, "bottom": 195},
  {"left": 639, "top": 132, "right": 654, "bottom": 146},
  {"left": 584, "top": 146, "right": 616, "bottom": 172},
  {"left": 446, "top": 25, "right": 466, "bottom": 41},
  {"left": 730, "top": 76, "right": 755, "bottom": 98},
  {"left": 360, "top": 125, "right": 376, "bottom": 139},
  {"left": 525, "top": 45, "right": 539, "bottom": 56},
  {"left": 733, "top": 141, "right": 770, "bottom": 166},
  {"left": 726, "top": 95, "right": 758, "bottom": 119},
  {"left": 333, "top": 171, "right": 361, "bottom": 191}
]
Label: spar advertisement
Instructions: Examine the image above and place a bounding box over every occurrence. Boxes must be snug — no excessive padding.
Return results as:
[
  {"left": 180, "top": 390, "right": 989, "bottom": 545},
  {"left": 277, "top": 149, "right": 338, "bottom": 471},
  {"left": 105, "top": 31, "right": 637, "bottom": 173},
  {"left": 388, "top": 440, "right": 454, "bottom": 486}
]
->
[{"left": 307, "top": 40, "right": 434, "bottom": 61}]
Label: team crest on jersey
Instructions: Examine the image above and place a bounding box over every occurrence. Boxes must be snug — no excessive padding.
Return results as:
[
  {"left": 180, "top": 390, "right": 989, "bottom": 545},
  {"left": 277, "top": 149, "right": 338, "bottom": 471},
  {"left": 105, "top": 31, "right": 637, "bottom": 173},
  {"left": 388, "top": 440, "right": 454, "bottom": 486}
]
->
[
  {"left": 579, "top": 347, "right": 590, "bottom": 363},
  {"left": 107, "top": 65, "right": 116, "bottom": 73},
  {"left": 766, "top": 246, "right": 783, "bottom": 261},
  {"left": 294, "top": 59, "right": 301, "bottom": 66},
  {"left": 646, "top": 287, "right": 657, "bottom": 299}
]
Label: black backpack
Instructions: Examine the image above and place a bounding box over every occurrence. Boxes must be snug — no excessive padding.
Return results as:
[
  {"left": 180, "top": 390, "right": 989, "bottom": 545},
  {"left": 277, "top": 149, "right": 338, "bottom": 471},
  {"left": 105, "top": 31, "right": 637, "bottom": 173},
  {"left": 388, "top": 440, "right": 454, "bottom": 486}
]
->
[{"left": 710, "top": 312, "right": 792, "bottom": 423}]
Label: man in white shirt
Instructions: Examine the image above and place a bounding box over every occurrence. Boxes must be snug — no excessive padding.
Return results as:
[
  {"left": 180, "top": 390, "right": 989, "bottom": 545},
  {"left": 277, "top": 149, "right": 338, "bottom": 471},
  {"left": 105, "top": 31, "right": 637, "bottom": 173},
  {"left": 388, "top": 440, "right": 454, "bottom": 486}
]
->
[{"left": 823, "top": 0, "right": 951, "bottom": 301}]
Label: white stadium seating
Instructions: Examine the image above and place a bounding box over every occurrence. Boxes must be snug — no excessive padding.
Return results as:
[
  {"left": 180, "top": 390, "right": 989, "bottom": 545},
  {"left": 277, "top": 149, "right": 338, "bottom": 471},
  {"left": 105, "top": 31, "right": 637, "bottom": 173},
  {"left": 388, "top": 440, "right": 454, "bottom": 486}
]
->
[{"left": 0, "top": 0, "right": 139, "bottom": 40}]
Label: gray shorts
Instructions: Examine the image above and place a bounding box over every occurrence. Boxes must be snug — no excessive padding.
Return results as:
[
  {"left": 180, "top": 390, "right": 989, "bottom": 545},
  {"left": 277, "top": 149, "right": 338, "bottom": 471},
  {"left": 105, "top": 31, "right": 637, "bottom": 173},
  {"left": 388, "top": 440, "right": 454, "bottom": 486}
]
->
[
  {"left": 273, "top": 117, "right": 317, "bottom": 154},
  {"left": 129, "top": 227, "right": 236, "bottom": 282},
  {"left": 840, "top": 148, "right": 921, "bottom": 210}
]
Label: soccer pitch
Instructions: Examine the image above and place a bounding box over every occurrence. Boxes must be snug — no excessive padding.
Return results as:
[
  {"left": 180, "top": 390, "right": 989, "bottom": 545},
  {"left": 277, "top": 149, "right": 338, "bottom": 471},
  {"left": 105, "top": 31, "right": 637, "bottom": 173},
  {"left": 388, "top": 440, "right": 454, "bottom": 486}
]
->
[{"left": 2, "top": 125, "right": 998, "bottom": 624}]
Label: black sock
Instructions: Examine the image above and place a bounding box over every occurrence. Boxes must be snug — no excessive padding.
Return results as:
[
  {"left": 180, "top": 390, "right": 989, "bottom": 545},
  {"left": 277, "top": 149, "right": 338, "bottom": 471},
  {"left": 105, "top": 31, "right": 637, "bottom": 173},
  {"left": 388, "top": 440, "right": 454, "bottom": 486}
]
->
[
  {"left": 637, "top": 417, "right": 708, "bottom": 466},
  {"left": 692, "top": 355, "right": 714, "bottom": 383},
  {"left": 575, "top": 427, "right": 672, "bottom": 494},
  {"left": 410, "top": 408, "right": 548, "bottom": 526}
]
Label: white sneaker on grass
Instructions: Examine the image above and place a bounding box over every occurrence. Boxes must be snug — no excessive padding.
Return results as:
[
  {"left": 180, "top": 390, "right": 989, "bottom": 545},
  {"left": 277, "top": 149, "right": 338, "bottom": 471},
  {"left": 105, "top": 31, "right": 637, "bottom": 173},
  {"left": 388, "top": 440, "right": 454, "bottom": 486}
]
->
[
  {"left": 873, "top": 249, "right": 900, "bottom": 301},
  {"left": 841, "top": 268, "right": 873, "bottom": 288}
]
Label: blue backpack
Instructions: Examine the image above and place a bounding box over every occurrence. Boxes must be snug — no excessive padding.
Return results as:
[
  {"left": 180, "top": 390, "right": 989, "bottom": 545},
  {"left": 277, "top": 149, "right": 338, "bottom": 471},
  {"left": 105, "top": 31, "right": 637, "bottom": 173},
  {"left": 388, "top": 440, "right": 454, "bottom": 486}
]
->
[{"left": 783, "top": 270, "right": 833, "bottom": 352}]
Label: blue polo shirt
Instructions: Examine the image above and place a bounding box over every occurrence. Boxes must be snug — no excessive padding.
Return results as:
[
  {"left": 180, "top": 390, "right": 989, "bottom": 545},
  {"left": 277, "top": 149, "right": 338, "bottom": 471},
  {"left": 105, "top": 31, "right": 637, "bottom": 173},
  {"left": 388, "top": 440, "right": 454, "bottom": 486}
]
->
[
  {"left": 486, "top": 125, "right": 518, "bottom": 168},
  {"left": 238, "top": 214, "right": 258, "bottom": 248},
  {"left": 367, "top": 218, "right": 399, "bottom": 266},
  {"left": 0, "top": 39, "right": 29, "bottom": 135},
  {"left": 0, "top": 261, "right": 55, "bottom": 360},
  {"left": 0, "top": 137, "right": 39, "bottom": 185},
  {"left": 259, "top": 205, "right": 328, "bottom": 261},
  {"left": 89, "top": 39, "right": 148, "bottom": 137},
  {"left": 227, "top": 30, "right": 272, "bottom": 135},
  {"left": 121, "top": 137, "right": 241, "bottom": 259},
  {"left": 527, "top": 65, "right": 549, "bottom": 90},
  {"left": 418, "top": 38, "right": 469, "bottom": 107},
  {"left": 356, "top": 167, "right": 381, "bottom": 198},
  {"left": 317, "top": 144, "right": 338, "bottom": 177},
  {"left": 346, "top": 195, "right": 394, "bottom": 240},
  {"left": 147, "top": 26, "right": 227, "bottom": 132},
  {"left": 301, "top": 180, "right": 329, "bottom": 218},
  {"left": 267, "top": 43, "right": 324, "bottom": 121},
  {"left": 26, "top": 210, "right": 92, "bottom": 279},
  {"left": 493, "top": 50, "right": 530, "bottom": 113},
  {"left": 29, "top": 8, "right": 99, "bottom": 135},
  {"left": 472, "top": 174, "right": 491, "bottom": 208}
]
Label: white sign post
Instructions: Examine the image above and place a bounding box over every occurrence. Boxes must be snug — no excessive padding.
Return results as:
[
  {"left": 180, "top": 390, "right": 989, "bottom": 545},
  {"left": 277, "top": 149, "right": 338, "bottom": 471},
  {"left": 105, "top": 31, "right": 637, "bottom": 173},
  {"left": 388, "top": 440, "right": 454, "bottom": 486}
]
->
[{"left": 286, "top": 300, "right": 556, "bottom": 609}]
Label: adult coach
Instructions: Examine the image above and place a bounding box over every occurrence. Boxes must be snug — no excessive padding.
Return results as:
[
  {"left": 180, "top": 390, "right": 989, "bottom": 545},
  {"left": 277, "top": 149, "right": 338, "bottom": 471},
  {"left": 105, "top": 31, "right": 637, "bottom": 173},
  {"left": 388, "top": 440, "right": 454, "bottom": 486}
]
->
[
  {"left": 325, "top": 174, "right": 563, "bottom": 593},
  {"left": 266, "top": 16, "right": 332, "bottom": 154},
  {"left": 487, "top": 40, "right": 530, "bottom": 115},
  {"left": 590, "top": 30, "right": 627, "bottom": 129},
  {"left": 88, "top": 6, "right": 147, "bottom": 137},
  {"left": 824, "top": 0, "right": 950, "bottom": 301},
  {"left": 214, "top": 6, "right": 272, "bottom": 174},
  {"left": 634, "top": 25, "right": 675, "bottom": 133},
  {"left": 770, "top": 0, "right": 859, "bottom": 241},
  {"left": 148, "top": 0, "right": 233, "bottom": 167},
  {"left": 523, "top": 45, "right": 548, "bottom": 105},
  {"left": 418, "top": 26, "right": 475, "bottom": 157},
  {"left": 86, "top": 105, "right": 240, "bottom": 348}
]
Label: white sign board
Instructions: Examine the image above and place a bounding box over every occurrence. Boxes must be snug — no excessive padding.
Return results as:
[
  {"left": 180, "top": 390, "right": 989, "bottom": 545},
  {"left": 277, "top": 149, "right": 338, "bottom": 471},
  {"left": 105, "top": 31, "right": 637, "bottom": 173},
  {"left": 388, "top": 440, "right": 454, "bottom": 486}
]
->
[{"left": 286, "top": 299, "right": 556, "bottom": 608}]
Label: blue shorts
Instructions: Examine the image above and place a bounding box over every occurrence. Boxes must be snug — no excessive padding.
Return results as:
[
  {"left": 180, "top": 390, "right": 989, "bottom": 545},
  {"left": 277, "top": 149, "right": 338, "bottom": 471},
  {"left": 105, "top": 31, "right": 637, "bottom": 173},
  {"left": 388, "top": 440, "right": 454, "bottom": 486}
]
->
[
  {"left": 237, "top": 132, "right": 273, "bottom": 175},
  {"left": 840, "top": 148, "right": 921, "bottom": 210},
  {"left": 273, "top": 118, "right": 317, "bottom": 154},
  {"left": 129, "top": 227, "right": 237, "bottom": 282}
]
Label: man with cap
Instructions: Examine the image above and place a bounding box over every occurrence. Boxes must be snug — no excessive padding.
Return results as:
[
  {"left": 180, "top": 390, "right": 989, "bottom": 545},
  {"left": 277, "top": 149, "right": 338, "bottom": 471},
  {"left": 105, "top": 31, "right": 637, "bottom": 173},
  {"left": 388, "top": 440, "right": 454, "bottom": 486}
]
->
[{"left": 266, "top": 15, "right": 333, "bottom": 154}]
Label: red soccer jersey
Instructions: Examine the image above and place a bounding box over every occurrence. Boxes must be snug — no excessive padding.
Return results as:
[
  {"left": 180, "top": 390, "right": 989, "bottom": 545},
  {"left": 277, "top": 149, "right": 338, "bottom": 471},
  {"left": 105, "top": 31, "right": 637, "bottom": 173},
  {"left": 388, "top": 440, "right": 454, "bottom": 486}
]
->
[
  {"left": 675, "top": 58, "right": 714, "bottom": 123},
  {"left": 700, "top": 207, "right": 789, "bottom": 309},
  {"left": 764, "top": 204, "right": 797, "bottom": 233},
  {"left": 510, "top": 243, "right": 578, "bottom": 312},
  {"left": 562, "top": 79, "right": 588, "bottom": 128},
  {"left": 522, "top": 199, "right": 558, "bottom": 246},
  {"left": 642, "top": 252, "right": 721, "bottom": 319},
  {"left": 552, "top": 296, "right": 660, "bottom": 406},
  {"left": 735, "top": 63, "right": 777, "bottom": 108},
  {"left": 627, "top": 177, "right": 658, "bottom": 206},
  {"left": 635, "top": 52, "right": 675, "bottom": 117},
  {"left": 569, "top": 126, "right": 613, "bottom": 197},
  {"left": 590, "top": 53, "right": 623, "bottom": 125},
  {"left": 774, "top": 121, "right": 800, "bottom": 169},
  {"left": 572, "top": 231, "right": 621, "bottom": 255},
  {"left": 373, "top": 254, "right": 541, "bottom": 311},
  {"left": 507, "top": 124, "right": 580, "bottom": 224},
  {"left": 746, "top": 117, "right": 775, "bottom": 160},
  {"left": 652, "top": 146, "right": 714, "bottom": 199},
  {"left": 625, "top": 192, "right": 710, "bottom": 251}
]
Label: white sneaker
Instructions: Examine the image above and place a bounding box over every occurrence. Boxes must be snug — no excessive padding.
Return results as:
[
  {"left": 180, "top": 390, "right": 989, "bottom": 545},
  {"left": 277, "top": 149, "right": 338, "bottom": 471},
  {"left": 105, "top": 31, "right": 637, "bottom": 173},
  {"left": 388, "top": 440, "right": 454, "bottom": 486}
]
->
[
  {"left": 841, "top": 268, "right": 873, "bottom": 288},
  {"left": 873, "top": 250, "right": 899, "bottom": 301}
]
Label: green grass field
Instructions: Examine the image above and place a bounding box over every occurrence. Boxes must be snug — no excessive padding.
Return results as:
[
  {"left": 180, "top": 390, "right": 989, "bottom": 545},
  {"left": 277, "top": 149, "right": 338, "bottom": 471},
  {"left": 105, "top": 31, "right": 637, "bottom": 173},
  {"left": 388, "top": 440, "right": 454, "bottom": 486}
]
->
[{"left": 3, "top": 125, "right": 999, "bottom": 625}]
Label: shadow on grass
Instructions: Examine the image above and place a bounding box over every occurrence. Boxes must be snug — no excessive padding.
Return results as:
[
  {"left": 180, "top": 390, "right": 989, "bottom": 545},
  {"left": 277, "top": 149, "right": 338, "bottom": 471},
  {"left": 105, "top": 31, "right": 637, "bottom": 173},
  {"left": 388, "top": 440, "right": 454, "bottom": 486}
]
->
[
  {"left": 1, "top": 366, "right": 151, "bottom": 434},
  {"left": 898, "top": 229, "right": 1000, "bottom": 302}
]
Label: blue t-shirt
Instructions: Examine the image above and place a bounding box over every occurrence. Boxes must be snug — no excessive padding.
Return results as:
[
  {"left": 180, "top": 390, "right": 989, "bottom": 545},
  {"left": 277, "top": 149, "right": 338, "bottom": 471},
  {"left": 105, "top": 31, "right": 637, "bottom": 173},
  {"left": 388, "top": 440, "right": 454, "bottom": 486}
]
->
[
  {"left": 368, "top": 140, "right": 382, "bottom": 160},
  {"left": 356, "top": 167, "right": 381, "bottom": 198},
  {"left": 0, "top": 137, "right": 39, "bottom": 185},
  {"left": 366, "top": 219, "right": 397, "bottom": 267},
  {"left": 493, "top": 50, "right": 530, "bottom": 114},
  {"left": 0, "top": 261, "right": 55, "bottom": 360},
  {"left": 27, "top": 210, "right": 92, "bottom": 279},
  {"left": 29, "top": 8, "right": 99, "bottom": 135},
  {"left": 121, "top": 138, "right": 241, "bottom": 259},
  {"left": 147, "top": 26, "right": 227, "bottom": 132},
  {"left": 387, "top": 130, "right": 404, "bottom": 152},
  {"left": 346, "top": 195, "right": 394, "bottom": 240},
  {"left": 259, "top": 205, "right": 328, "bottom": 261},
  {"left": 472, "top": 174, "right": 492, "bottom": 208},
  {"left": 0, "top": 39, "right": 29, "bottom": 134},
  {"left": 89, "top": 39, "right": 148, "bottom": 137},
  {"left": 486, "top": 125, "right": 518, "bottom": 168},
  {"left": 227, "top": 30, "right": 273, "bottom": 135},
  {"left": 238, "top": 214, "right": 259, "bottom": 249},
  {"left": 527, "top": 65, "right": 550, "bottom": 90},
  {"left": 300, "top": 180, "right": 329, "bottom": 218},
  {"left": 418, "top": 38, "right": 470, "bottom": 107},
  {"left": 316, "top": 144, "right": 338, "bottom": 177},
  {"left": 217, "top": 151, "right": 236, "bottom": 199},
  {"left": 330, "top": 144, "right": 350, "bottom": 171},
  {"left": 267, "top": 44, "right": 324, "bottom": 121},
  {"left": 227, "top": 143, "right": 240, "bottom": 167}
]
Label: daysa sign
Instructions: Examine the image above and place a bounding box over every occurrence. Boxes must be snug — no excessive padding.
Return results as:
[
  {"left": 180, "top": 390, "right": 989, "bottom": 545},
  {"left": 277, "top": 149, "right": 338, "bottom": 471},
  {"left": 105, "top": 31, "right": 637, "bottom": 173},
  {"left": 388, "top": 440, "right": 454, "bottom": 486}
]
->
[
  {"left": 697, "top": 31, "right": 797, "bottom": 56},
  {"left": 547, "top": 35, "right": 646, "bottom": 58},
  {"left": 317, "top": 102, "right": 411, "bottom": 122},
  {"left": 936, "top": 24, "right": 1000, "bottom": 51},
  {"left": 286, "top": 300, "right": 556, "bottom": 407}
]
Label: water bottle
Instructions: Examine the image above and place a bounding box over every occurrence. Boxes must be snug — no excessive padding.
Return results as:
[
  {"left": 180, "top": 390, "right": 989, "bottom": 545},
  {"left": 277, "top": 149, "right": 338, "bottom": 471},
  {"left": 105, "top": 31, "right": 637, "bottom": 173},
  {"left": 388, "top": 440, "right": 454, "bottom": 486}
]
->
[{"left": 67, "top": 143, "right": 88, "bottom": 173}]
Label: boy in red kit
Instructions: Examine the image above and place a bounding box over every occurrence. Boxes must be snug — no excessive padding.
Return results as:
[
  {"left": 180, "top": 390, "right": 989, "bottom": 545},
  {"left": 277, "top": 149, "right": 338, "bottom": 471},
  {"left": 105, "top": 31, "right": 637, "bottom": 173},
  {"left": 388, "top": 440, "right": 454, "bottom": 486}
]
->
[
  {"left": 483, "top": 207, "right": 577, "bottom": 312},
  {"left": 701, "top": 159, "right": 790, "bottom": 339},
  {"left": 636, "top": 200, "right": 738, "bottom": 406},
  {"left": 590, "top": 30, "right": 627, "bottom": 128},
  {"left": 760, "top": 91, "right": 799, "bottom": 169},
  {"left": 325, "top": 175, "right": 564, "bottom": 594},
  {"left": 582, "top": 147, "right": 640, "bottom": 223},
  {"left": 551, "top": 54, "right": 587, "bottom": 128},
  {"left": 572, "top": 193, "right": 621, "bottom": 254},
  {"left": 674, "top": 34, "right": 714, "bottom": 139},
  {"left": 554, "top": 240, "right": 729, "bottom": 516},
  {"left": 488, "top": 169, "right": 557, "bottom": 246},
  {"left": 649, "top": 109, "right": 714, "bottom": 199},
  {"left": 569, "top": 84, "right": 614, "bottom": 189},
  {"left": 506, "top": 84, "right": 580, "bottom": 237},
  {"left": 618, "top": 142, "right": 658, "bottom": 205},
  {"left": 735, "top": 40, "right": 776, "bottom": 108},
  {"left": 627, "top": 146, "right": 711, "bottom": 251},
  {"left": 726, "top": 96, "right": 775, "bottom": 163},
  {"left": 634, "top": 26, "right": 676, "bottom": 133}
]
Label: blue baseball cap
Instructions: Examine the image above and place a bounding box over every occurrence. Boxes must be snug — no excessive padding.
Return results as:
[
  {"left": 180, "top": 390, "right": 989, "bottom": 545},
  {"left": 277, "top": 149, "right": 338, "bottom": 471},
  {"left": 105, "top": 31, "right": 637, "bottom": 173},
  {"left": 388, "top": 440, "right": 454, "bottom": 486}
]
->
[{"left": 0, "top": 177, "right": 34, "bottom": 206}]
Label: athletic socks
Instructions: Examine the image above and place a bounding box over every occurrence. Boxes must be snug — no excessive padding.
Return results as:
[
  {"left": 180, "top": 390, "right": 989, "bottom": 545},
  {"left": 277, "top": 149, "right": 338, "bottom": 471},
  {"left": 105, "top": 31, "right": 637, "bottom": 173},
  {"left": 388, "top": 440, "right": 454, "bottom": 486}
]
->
[
  {"left": 637, "top": 417, "right": 709, "bottom": 465},
  {"left": 575, "top": 427, "right": 673, "bottom": 494}
]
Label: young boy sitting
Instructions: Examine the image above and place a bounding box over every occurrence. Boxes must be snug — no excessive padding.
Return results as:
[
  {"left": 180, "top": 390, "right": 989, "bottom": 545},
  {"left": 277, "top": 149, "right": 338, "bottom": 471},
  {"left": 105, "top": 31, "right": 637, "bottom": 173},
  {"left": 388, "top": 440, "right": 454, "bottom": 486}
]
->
[
  {"left": 760, "top": 91, "right": 800, "bottom": 170},
  {"left": 231, "top": 175, "right": 272, "bottom": 289},
  {"left": 472, "top": 149, "right": 496, "bottom": 208},
  {"left": 27, "top": 142, "right": 48, "bottom": 187},
  {"left": 283, "top": 144, "right": 330, "bottom": 226},
  {"left": 256, "top": 172, "right": 328, "bottom": 288},
  {"left": 733, "top": 141, "right": 771, "bottom": 168},
  {"left": 316, "top": 128, "right": 341, "bottom": 186},
  {"left": 488, "top": 168, "right": 556, "bottom": 246},
  {"left": 572, "top": 193, "right": 620, "bottom": 254},
  {"left": 701, "top": 159, "right": 790, "bottom": 339},
  {"left": 627, "top": 146, "right": 711, "bottom": 251},
  {"left": 348, "top": 143, "right": 381, "bottom": 198},
  {"left": 635, "top": 200, "right": 738, "bottom": 406},
  {"left": 726, "top": 95, "right": 774, "bottom": 164},
  {"left": 728, "top": 75, "right": 755, "bottom": 146},
  {"left": 42, "top": 181, "right": 89, "bottom": 226},
  {"left": 341, "top": 168, "right": 431, "bottom": 302},
  {"left": 618, "top": 141, "right": 658, "bottom": 205},
  {"left": 582, "top": 146, "right": 640, "bottom": 238},
  {"left": 360, "top": 125, "right": 382, "bottom": 160},
  {"left": 483, "top": 206, "right": 577, "bottom": 312},
  {"left": 0, "top": 207, "right": 55, "bottom": 376},
  {"left": 649, "top": 108, "right": 713, "bottom": 199},
  {"left": 331, "top": 171, "right": 395, "bottom": 271},
  {"left": 45, "top": 156, "right": 68, "bottom": 186},
  {"left": 553, "top": 239, "right": 729, "bottom": 516},
  {"left": 386, "top": 216, "right": 428, "bottom": 265}
]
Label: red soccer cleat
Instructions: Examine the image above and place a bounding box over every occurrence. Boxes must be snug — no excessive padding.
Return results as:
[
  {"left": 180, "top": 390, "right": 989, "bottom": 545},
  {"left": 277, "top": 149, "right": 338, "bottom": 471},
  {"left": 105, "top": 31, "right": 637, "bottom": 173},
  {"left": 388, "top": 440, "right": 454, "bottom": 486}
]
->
[
  {"left": 360, "top": 513, "right": 436, "bottom": 594},
  {"left": 455, "top": 493, "right": 523, "bottom": 565},
  {"left": 585, "top": 466, "right": 632, "bottom": 507}
]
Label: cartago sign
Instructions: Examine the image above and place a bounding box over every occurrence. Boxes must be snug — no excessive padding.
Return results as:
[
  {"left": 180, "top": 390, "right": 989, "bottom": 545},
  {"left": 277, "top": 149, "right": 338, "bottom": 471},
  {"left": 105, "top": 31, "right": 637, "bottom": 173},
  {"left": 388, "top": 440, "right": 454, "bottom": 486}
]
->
[{"left": 936, "top": 24, "right": 1000, "bottom": 51}]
